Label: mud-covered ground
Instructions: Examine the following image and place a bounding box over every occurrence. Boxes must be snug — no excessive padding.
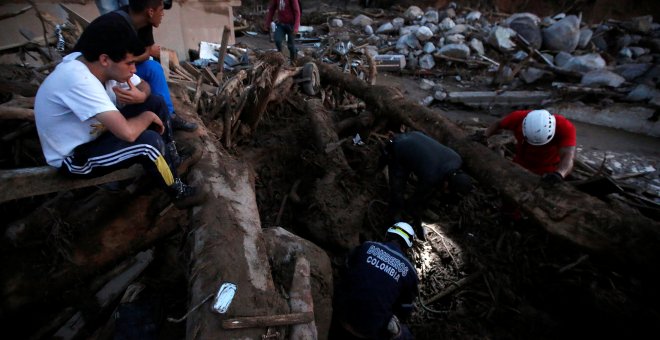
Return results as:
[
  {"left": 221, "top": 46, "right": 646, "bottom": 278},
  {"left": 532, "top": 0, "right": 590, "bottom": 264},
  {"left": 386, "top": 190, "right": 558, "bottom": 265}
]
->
[{"left": 238, "top": 87, "right": 660, "bottom": 339}]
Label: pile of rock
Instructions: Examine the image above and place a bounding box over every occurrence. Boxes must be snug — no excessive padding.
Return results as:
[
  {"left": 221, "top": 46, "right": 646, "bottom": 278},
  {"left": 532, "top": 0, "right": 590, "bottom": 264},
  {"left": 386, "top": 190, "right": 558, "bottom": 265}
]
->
[{"left": 327, "top": 4, "right": 660, "bottom": 108}]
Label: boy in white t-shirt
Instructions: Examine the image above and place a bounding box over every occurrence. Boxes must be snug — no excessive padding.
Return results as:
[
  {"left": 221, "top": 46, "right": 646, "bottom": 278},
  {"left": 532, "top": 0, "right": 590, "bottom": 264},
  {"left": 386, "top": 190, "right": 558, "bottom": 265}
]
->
[{"left": 34, "top": 18, "right": 204, "bottom": 209}]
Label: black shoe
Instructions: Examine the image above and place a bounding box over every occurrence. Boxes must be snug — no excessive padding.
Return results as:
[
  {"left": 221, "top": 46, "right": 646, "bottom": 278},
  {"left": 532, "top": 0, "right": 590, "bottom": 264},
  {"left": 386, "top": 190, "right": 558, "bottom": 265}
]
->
[
  {"left": 171, "top": 115, "right": 198, "bottom": 132},
  {"left": 169, "top": 178, "right": 206, "bottom": 209}
]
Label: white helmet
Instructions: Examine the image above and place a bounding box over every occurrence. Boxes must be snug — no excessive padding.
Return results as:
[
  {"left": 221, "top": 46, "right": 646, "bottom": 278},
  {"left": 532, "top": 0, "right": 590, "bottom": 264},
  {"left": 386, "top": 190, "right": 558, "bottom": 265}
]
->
[
  {"left": 387, "top": 222, "right": 416, "bottom": 248},
  {"left": 522, "top": 110, "right": 556, "bottom": 146}
]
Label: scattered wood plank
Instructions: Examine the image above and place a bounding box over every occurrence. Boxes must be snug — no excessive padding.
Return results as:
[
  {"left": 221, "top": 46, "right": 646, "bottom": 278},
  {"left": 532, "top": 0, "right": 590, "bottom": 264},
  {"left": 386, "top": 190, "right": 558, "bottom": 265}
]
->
[
  {"left": 445, "top": 91, "right": 553, "bottom": 108},
  {"left": 59, "top": 4, "right": 90, "bottom": 29},
  {"left": 216, "top": 25, "right": 231, "bottom": 81},
  {"left": 0, "top": 5, "right": 32, "bottom": 20},
  {"left": 202, "top": 67, "right": 220, "bottom": 87},
  {"left": 0, "top": 164, "right": 142, "bottom": 203},
  {"left": 222, "top": 312, "right": 314, "bottom": 329},
  {"left": 160, "top": 48, "right": 171, "bottom": 81}
]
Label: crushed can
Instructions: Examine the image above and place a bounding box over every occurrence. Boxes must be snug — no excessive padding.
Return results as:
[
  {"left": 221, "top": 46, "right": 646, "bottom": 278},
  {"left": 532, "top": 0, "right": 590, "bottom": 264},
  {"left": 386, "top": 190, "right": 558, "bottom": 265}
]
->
[{"left": 211, "top": 282, "right": 237, "bottom": 314}]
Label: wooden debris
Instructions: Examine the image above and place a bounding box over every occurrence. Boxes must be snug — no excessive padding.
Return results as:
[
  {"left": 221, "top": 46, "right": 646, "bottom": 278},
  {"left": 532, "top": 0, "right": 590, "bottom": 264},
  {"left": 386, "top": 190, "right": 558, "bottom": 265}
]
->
[
  {"left": 216, "top": 25, "right": 231, "bottom": 81},
  {"left": 222, "top": 312, "right": 315, "bottom": 329},
  {"left": 0, "top": 164, "right": 142, "bottom": 203},
  {"left": 445, "top": 90, "right": 553, "bottom": 108}
]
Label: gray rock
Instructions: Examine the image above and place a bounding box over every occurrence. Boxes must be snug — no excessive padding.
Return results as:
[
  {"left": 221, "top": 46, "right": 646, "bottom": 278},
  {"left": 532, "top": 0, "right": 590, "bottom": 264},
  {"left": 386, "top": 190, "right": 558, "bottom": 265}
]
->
[
  {"left": 404, "top": 6, "right": 424, "bottom": 23},
  {"left": 542, "top": 53, "right": 554, "bottom": 64},
  {"left": 406, "top": 53, "right": 419, "bottom": 70},
  {"left": 416, "top": 26, "right": 434, "bottom": 41},
  {"left": 581, "top": 69, "right": 626, "bottom": 87},
  {"left": 433, "top": 90, "right": 448, "bottom": 100},
  {"left": 424, "top": 10, "right": 440, "bottom": 24},
  {"left": 396, "top": 33, "right": 421, "bottom": 50},
  {"left": 330, "top": 19, "right": 343, "bottom": 28},
  {"left": 351, "top": 14, "right": 373, "bottom": 27},
  {"left": 509, "top": 17, "right": 542, "bottom": 49},
  {"left": 626, "top": 84, "right": 659, "bottom": 102},
  {"left": 504, "top": 13, "right": 541, "bottom": 26},
  {"left": 445, "top": 8, "right": 456, "bottom": 18},
  {"left": 420, "top": 96, "right": 435, "bottom": 106},
  {"left": 563, "top": 53, "right": 606, "bottom": 73},
  {"left": 513, "top": 50, "right": 529, "bottom": 61},
  {"left": 629, "top": 47, "right": 648, "bottom": 57},
  {"left": 392, "top": 17, "right": 406, "bottom": 29},
  {"left": 554, "top": 51, "right": 573, "bottom": 67},
  {"left": 542, "top": 17, "right": 556, "bottom": 26},
  {"left": 367, "top": 35, "right": 380, "bottom": 45},
  {"left": 466, "top": 11, "right": 481, "bottom": 22},
  {"left": 634, "top": 65, "right": 660, "bottom": 86},
  {"left": 419, "top": 54, "right": 436, "bottom": 69},
  {"left": 364, "top": 25, "right": 373, "bottom": 35},
  {"left": 438, "top": 43, "right": 470, "bottom": 59},
  {"left": 542, "top": 15, "right": 581, "bottom": 52},
  {"left": 592, "top": 35, "right": 608, "bottom": 51},
  {"left": 469, "top": 38, "right": 485, "bottom": 55},
  {"left": 425, "top": 23, "right": 439, "bottom": 34},
  {"left": 420, "top": 79, "right": 436, "bottom": 90},
  {"left": 445, "top": 34, "right": 465, "bottom": 44},
  {"left": 553, "top": 13, "right": 566, "bottom": 20},
  {"left": 399, "top": 25, "right": 420, "bottom": 36},
  {"left": 439, "top": 17, "right": 456, "bottom": 31},
  {"left": 520, "top": 67, "right": 548, "bottom": 84},
  {"left": 446, "top": 24, "right": 469, "bottom": 35},
  {"left": 614, "top": 63, "right": 652, "bottom": 81},
  {"left": 578, "top": 28, "right": 593, "bottom": 49},
  {"left": 376, "top": 22, "right": 396, "bottom": 34},
  {"left": 488, "top": 26, "right": 517, "bottom": 52},
  {"left": 618, "top": 48, "right": 633, "bottom": 59},
  {"left": 423, "top": 42, "right": 436, "bottom": 53},
  {"left": 493, "top": 65, "right": 514, "bottom": 85}
]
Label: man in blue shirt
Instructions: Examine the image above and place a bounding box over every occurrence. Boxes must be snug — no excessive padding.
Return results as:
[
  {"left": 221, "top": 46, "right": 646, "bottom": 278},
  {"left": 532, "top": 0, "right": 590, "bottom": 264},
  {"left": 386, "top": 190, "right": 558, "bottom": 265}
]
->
[{"left": 332, "top": 222, "right": 419, "bottom": 339}]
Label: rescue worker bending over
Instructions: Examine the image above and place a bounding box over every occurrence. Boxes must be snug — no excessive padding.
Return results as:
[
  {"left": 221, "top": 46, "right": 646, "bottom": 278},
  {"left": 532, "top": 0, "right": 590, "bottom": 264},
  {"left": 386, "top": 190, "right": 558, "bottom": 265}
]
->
[
  {"left": 482, "top": 109, "right": 577, "bottom": 185},
  {"left": 383, "top": 131, "right": 472, "bottom": 239},
  {"left": 332, "top": 222, "right": 419, "bottom": 340}
]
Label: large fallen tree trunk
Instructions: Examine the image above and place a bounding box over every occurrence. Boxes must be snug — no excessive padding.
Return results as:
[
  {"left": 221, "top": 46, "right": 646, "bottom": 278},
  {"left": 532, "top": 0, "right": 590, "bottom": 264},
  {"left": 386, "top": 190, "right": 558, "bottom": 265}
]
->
[
  {"left": 311, "top": 59, "right": 660, "bottom": 275},
  {"left": 183, "top": 129, "right": 288, "bottom": 339}
]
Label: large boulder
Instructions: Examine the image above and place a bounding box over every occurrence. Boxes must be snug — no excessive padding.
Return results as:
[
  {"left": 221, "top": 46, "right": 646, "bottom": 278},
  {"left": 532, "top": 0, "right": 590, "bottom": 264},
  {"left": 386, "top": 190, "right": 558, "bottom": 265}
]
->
[
  {"left": 563, "top": 53, "right": 606, "bottom": 73},
  {"left": 542, "top": 15, "right": 581, "bottom": 52},
  {"left": 438, "top": 43, "right": 471, "bottom": 59}
]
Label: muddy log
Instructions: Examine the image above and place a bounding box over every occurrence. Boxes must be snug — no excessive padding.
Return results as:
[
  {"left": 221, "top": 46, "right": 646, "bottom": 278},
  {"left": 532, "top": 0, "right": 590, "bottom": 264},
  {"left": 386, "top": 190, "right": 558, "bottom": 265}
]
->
[
  {"left": 311, "top": 59, "right": 660, "bottom": 273},
  {"left": 183, "top": 130, "right": 288, "bottom": 339},
  {"left": 263, "top": 227, "right": 334, "bottom": 340},
  {"left": 298, "top": 98, "right": 367, "bottom": 250}
]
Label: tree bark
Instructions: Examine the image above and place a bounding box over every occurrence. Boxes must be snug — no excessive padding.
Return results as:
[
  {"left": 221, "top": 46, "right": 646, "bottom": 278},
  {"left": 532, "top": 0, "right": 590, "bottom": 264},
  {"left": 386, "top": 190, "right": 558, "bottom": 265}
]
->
[
  {"left": 310, "top": 58, "right": 660, "bottom": 274},
  {"left": 183, "top": 129, "right": 288, "bottom": 339}
]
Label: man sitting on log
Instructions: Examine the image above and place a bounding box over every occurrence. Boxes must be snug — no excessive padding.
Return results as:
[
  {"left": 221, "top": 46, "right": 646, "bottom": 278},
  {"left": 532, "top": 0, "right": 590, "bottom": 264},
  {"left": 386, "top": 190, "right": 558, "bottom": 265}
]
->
[
  {"left": 482, "top": 109, "right": 576, "bottom": 185},
  {"left": 332, "top": 222, "right": 419, "bottom": 340},
  {"left": 34, "top": 17, "right": 205, "bottom": 209},
  {"left": 382, "top": 131, "right": 473, "bottom": 240},
  {"left": 80, "top": 0, "right": 198, "bottom": 132}
]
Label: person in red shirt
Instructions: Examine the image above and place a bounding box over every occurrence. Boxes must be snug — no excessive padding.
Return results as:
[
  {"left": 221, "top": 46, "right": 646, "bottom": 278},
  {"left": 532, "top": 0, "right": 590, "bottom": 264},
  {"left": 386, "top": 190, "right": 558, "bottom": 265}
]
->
[
  {"left": 483, "top": 109, "right": 577, "bottom": 184},
  {"left": 264, "top": 0, "right": 301, "bottom": 63}
]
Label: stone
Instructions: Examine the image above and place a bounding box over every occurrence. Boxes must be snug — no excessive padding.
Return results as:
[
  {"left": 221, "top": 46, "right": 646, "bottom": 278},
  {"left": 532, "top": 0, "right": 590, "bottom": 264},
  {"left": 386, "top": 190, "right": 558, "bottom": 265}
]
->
[
  {"left": 406, "top": 53, "right": 419, "bottom": 70},
  {"left": 351, "top": 14, "right": 372, "bottom": 27},
  {"left": 399, "top": 25, "right": 419, "bottom": 36},
  {"left": 445, "top": 8, "right": 456, "bottom": 18},
  {"left": 376, "top": 22, "right": 396, "bottom": 34},
  {"left": 404, "top": 6, "right": 424, "bottom": 23},
  {"left": 488, "top": 26, "right": 517, "bottom": 52},
  {"left": 614, "top": 63, "right": 652, "bottom": 81},
  {"left": 416, "top": 26, "right": 434, "bottom": 41},
  {"left": 469, "top": 38, "right": 485, "bottom": 56},
  {"left": 627, "top": 15, "right": 653, "bottom": 33},
  {"left": 542, "top": 15, "right": 581, "bottom": 52},
  {"left": 578, "top": 28, "right": 593, "bottom": 49},
  {"left": 419, "top": 54, "right": 436, "bottom": 69},
  {"left": 446, "top": 24, "right": 469, "bottom": 35},
  {"left": 509, "top": 16, "right": 542, "bottom": 49},
  {"left": 392, "top": 17, "right": 406, "bottom": 29},
  {"left": 330, "top": 19, "right": 343, "bottom": 28},
  {"left": 433, "top": 90, "right": 448, "bottom": 100},
  {"left": 364, "top": 25, "right": 373, "bottom": 35},
  {"left": 438, "top": 43, "right": 470, "bottom": 59},
  {"left": 520, "top": 67, "right": 547, "bottom": 84},
  {"left": 513, "top": 51, "right": 529, "bottom": 61},
  {"left": 424, "top": 10, "right": 439, "bottom": 24},
  {"left": 419, "top": 79, "right": 436, "bottom": 90},
  {"left": 626, "top": 84, "right": 659, "bottom": 102},
  {"left": 420, "top": 96, "right": 435, "bottom": 106},
  {"left": 426, "top": 23, "right": 439, "bottom": 34},
  {"left": 563, "top": 53, "right": 606, "bottom": 73},
  {"left": 634, "top": 65, "right": 660, "bottom": 86},
  {"left": 439, "top": 17, "right": 456, "bottom": 31},
  {"left": 466, "top": 11, "right": 481, "bottom": 22},
  {"left": 445, "top": 34, "right": 465, "bottom": 45},
  {"left": 581, "top": 69, "right": 626, "bottom": 87},
  {"left": 554, "top": 51, "right": 573, "bottom": 68},
  {"left": 396, "top": 33, "right": 421, "bottom": 50},
  {"left": 505, "top": 12, "right": 541, "bottom": 26},
  {"left": 423, "top": 42, "right": 436, "bottom": 54},
  {"left": 629, "top": 47, "right": 648, "bottom": 57}
]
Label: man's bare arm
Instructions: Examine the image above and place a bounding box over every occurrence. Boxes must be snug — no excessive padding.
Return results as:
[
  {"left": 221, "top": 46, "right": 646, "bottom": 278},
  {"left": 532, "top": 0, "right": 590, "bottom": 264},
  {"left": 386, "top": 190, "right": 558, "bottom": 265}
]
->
[
  {"left": 484, "top": 119, "right": 502, "bottom": 137},
  {"left": 556, "top": 146, "right": 576, "bottom": 178},
  {"left": 96, "top": 110, "right": 163, "bottom": 142}
]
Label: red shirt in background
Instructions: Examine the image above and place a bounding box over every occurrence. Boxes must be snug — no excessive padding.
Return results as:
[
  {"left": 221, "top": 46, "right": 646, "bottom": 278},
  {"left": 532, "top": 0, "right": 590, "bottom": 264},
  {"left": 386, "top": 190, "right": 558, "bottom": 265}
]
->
[
  {"left": 499, "top": 110, "right": 576, "bottom": 175},
  {"left": 265, "top": 0, "right": 301, "bottom": 32}
]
